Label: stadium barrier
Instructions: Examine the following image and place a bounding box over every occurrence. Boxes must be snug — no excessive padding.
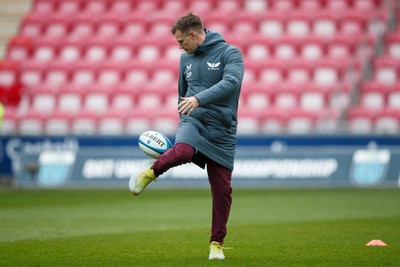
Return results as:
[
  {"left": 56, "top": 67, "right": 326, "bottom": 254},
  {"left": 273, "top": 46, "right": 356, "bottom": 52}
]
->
[{"left": 0, "top": 135, "right": 399, "bottom": 188}]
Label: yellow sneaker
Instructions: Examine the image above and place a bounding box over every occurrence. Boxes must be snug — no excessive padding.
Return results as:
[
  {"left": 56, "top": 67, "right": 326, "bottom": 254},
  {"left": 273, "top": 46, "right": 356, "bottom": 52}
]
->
[
  {"left": 129, "top": 162, "right": 156, "bottom": 196},
  {"left": 208, "top": 241, "right": 225, "bottom": 260}
]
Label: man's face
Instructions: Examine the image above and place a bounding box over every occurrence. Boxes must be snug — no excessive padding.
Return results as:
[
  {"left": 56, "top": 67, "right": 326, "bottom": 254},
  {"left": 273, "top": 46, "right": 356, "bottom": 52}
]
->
[{"left": 174, "top": 30, "right": 197, "bottom": 54}]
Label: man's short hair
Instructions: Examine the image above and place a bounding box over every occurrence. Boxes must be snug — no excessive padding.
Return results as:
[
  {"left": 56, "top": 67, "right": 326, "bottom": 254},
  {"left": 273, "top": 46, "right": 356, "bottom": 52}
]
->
[{"left": 171, "top": 12, "right": 204, "bottom": 35}]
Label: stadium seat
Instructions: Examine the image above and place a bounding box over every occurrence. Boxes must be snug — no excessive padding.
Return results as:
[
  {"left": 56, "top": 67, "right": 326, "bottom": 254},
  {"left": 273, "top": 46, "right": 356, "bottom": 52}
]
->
[
  {"left": 109, "top": 0, "right": 134, "bottom": 14},
  {"left": 312, "top": 12, "right": 338, "bottom": 37},
  {"left": 286, "top": 12, "right": 312, "bottom": 37},
  {"left": 70, "top": 62, "right": 97, "bottom": 87},
  {"left": 70, "top": 110, "right": 99, "bottom": 135},
  {"left": 385, "top": 32, "right": 400, "bottom": 60},
  {"left": 44, "top": 14, "right": 70, "bottom": 39},
  {"left": 0, "top": 107, "right": 19, "bottom": 135},
  {"left": 387, "top": 88, "right": 400, "bottom": 110},
  {"left": 274, "top": 37, "right": 299, "bottom": 59},
  {"left": 83, "top": 0, "right": 110, "bottom": 14},
  {"left": 122, "top": 62, "right": 150, "bottom": 87},
  {"left": 58, "top": 39, "right": 83, "bottom": 62},
  {"left": 259, "top": 108, "right": 287, "bottom": 134},
  {"left": 125, "top": 108, "right": 153, "bottom": 135},
  {"left": 287, "top": 60, "right": 312, "bottom": 84},
  {"left": 299, "top": 36, "right": 325, "bottom": 60},
  {"left": 30, "top": 87, "right": 58, "bottom": 114},
  {"left": 44, "top": 110, "right": 72, "bottom": 135},
  {"left": 374, "top": 108, "right": 400, "bottom": 134},
  {"left": 286, "top": 108, "right": 319, "bottom": 134},
  {"left": 32, "top": 0, "right": 57, "bottom": 13},
  {"left": 273, "top": 84, "right": 299, "bottom": 109},
  {"left": 259, "top": 12, "right": 285, "bottom": 38},
  {"left": 43, "top": 61, "right": 71, "bottom": 88},
  {"left": 58, "top": 86, "right": 84, "bottom": 114},
  {"left": 32, "top": 39, "right": 59, "bottom": 63},
  {"left": 237, "top": 108, "right": 261, "bottom": 135},
  {"left": 6, "top": 36, "right": 33, "bottom": 62},
  {"left": 83, "top": 38, "right": 110, "bottom": 63},
  {"left": 346, "top": 107, "right": 375, "bottom": 134},
  {"left": 299, "top": 86, "right": 327, "bottom": 111},
  {"left": 258, "top": 60, "right": 287, "bottom": 84},
  {"left": 83, "top": 87, "right": 110, "bottom": 113},
  {"left": 372, "top": 56, "right": 399, "bottom": 85},
  {"left": 152, "top": 107, "right": 179, "bottom": 135},
  {"left": 110, "top": 87, "right": 136, "bottom": 111},
  {"left": 19, "top": 13, "right": 45, "bottom": 38},
  {"left": 359, "top": 85, "right": 386, "bottom": 111},
  {"left": 20, "top": 61, "right": 45, "bottom": 88},
  {"left": 97, "top": 110, "right": 126, "bottom": 135},
  {"left": 96, "top": 13, "right": 122, "bottom": 38},
  {"left": 267, "top": 0, "right": 295, "bottom": 11},
  {"left": 58, "top": 0, "right": 85, "bottom": 14},
  {"left": 120, "top": 13, "right": 147, "bottom": 38},
  {"left": 96, "top": 62, "right": 123, "bottom": 87},
  {"left": 18, "top": 111, "right": 46, "bottom": 135},
  {"left": 69, "top": 13, "right": 97, "bottom": 38}
]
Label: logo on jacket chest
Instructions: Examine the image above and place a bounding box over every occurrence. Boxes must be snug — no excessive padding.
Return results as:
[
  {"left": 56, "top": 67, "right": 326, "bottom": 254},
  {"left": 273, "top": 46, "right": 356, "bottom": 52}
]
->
[
  {"left": 207, "top": 62, "right": 220, "bottom": 70},
  {"left": 186, "top": 64, "right": 192, "bottom": 79}
]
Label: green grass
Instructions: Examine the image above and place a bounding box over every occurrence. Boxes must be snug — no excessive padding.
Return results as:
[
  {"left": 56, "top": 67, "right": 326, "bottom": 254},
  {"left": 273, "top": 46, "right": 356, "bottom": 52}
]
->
[{"left": 0, "top": 188, "right": 399, "bottom": 266}]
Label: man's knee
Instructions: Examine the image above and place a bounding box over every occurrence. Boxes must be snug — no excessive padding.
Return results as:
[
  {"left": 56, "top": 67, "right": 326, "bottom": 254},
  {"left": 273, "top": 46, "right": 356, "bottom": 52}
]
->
[{"left": 174, "top": 143, "right": 195, "bottom": 162}]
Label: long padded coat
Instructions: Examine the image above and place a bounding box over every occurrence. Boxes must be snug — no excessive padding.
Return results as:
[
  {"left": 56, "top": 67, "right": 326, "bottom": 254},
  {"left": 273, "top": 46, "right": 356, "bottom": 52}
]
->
[{"left": 174, "top": 29, "right": 244, "bottom": 171}]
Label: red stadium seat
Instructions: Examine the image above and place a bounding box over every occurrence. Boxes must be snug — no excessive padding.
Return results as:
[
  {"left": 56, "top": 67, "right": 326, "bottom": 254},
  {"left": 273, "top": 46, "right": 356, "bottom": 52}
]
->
[
  {"left": 125, "top": 108, "right": 153, "bottom": 135},
  {"left": 18, "top": 111, "right": 46, "bottom": 135},
  {"left": 286, "top": 108, "right": 319, "bottom": 134},
  {"left": 58, "top": 85, "right": 84, "bottom": 114},
  {"left": 58, "top": 39, "right": 83, "bottom": 62},
  {"left": 312, "top": 11, "right": 339, "bottom": 37},
  {"left": 374, "top": 108, "right": 400, "bottom": 134},
  {"left": 58, "top": 0, "right": 85, "bottom": 14},
  {"left": 30, "top": 86, "right": 58, "bottom": 114},
  {"left": 20, "top": 60, "right": 45, "bottom": 88},
  {"left": 110, "top": 0, "right": 136, "bottom": 14},
  {"left": 259, "top": 107, "right": 287, "bottom": 134},
  {"left": 44, "top": 110, "right": 72, "bottom": 135},
  {"left": 19, "top": 13, "right": 45, "bottom": 38},
  {"left": 152, "top": 107, "right": 179, "bottom": 135},
  {"left": 83, "top": 0, "right": 110, "bottom": 14},
  {"left": 110, "top": 86, "right": 136, "bottom": 111},
  {"left": 385, "top": 33, "right": 400, "bottom": 60},
  {"left": 44, "top": 14, "right": 70, "bottom": 39},
  {"left": 83, "top": 86, "right": 110, "bottom": 113},
  {"left": 32, "top": 0, "right": 58, "bottom": 13},
  {"left": 71, "top": 110, "right": 99, "bottom": 135},
  {"left": 299, "top": 36, "right": 326, "bottom": 60},
  {"left": 97, "top": 109, "right": 126, "bottom": 135},
  {"left": 259, "top": 12, "right": 286, "bottom": 38},
  {"left": 372, "top": 56, "right": 399, "bottom": 85},
  {"left": 70, "top": 61, "right": 97, "bottom": 87},
  {"left": 69, "top": 12, "right": 97, "bottom": 38},
  {"left": 0, "top": 107, "right": 19, "bottom": 135},
  {"left": 43, "top": 61, "right": 71, "bottom": 88},
  {"left": 346, "top": 106, "right": 376, "bottom": 134},
  {"left": 96, "top": 13, "right": 122, "bottom": 38},
  {"left": 6, "top": 35, "right": 33, "bottom": 62},
  {"left": 286, "top": 12, "right": 312, "bottom": 37}
]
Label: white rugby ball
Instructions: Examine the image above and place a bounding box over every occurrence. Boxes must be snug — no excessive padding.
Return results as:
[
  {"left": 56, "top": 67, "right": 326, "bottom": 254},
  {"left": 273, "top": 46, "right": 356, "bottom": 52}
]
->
[{"left": 138, "top": 130, "right": 172, "bottom": 159}]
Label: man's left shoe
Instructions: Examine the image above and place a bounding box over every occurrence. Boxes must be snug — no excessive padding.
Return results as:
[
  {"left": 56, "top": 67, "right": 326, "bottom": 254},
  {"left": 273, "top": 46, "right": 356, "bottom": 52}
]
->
[
  {"left": 208, "top": 241, "right": 225, "bottom": 260},
  {"left": 129, "top": 162, "right": 156, "bottom": 196}
]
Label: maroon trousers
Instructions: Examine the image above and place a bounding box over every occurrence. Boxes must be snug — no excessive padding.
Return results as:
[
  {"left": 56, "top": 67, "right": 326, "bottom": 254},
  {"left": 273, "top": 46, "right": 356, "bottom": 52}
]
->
[{"left": 153, "top": 143, "right": 232, "bottom": 244}]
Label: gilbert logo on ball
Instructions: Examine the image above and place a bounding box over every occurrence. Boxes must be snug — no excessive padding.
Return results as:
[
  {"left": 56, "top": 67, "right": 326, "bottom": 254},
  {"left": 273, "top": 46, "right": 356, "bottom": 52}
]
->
[{"left": 138, "top": 130, "right": 172, "bottom": 159}]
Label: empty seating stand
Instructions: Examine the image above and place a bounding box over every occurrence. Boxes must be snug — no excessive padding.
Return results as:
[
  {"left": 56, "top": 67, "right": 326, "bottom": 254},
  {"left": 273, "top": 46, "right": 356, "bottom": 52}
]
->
[{"left": 0, "top": 0, "right": 397, "bottom": 135}]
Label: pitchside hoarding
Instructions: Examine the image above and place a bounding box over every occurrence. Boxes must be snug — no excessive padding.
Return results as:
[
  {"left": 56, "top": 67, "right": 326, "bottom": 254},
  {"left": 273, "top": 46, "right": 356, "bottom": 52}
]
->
[{"left": 1, "top": 136, "right": 399, "bottom": 188}]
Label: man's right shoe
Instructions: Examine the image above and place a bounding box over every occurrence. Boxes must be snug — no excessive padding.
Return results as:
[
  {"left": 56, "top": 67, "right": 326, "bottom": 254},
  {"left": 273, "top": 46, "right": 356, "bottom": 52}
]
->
[
  {"left": 208, "top": 241, "right": 225, "bottom": 260},
  {"left": 129, "top": 162, "right": 156, "bottom": 196}
]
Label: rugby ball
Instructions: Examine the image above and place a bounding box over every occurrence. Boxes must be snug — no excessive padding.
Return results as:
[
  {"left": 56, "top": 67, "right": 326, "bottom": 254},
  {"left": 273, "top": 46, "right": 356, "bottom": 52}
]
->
[{"left": 138, "top": 130, "right": 172, "bottom": 159}]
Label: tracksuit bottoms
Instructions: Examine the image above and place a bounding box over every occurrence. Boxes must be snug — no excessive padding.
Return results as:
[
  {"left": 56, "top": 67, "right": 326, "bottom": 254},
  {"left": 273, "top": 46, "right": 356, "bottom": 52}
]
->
[{"left": 152, "top": 143, "right": 232, "bottom": 245}]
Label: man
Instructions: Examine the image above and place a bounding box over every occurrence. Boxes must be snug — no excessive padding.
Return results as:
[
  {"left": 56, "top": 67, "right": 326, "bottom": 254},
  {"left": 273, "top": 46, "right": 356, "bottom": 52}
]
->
[{"left": 130, "top": 12, "right": 244, "bottom": 260}]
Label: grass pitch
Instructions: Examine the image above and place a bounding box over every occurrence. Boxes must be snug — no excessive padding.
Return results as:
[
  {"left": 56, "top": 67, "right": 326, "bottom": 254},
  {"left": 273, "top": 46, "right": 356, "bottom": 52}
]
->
[{"left": 0, "top": 188, "right": 399, "bottom": 266}]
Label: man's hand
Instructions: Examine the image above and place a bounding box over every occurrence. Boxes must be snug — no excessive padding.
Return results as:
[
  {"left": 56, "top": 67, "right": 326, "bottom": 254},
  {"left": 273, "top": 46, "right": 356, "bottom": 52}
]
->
[{"left": 178, "top": 96, "right": 200, "bottom": 116}]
